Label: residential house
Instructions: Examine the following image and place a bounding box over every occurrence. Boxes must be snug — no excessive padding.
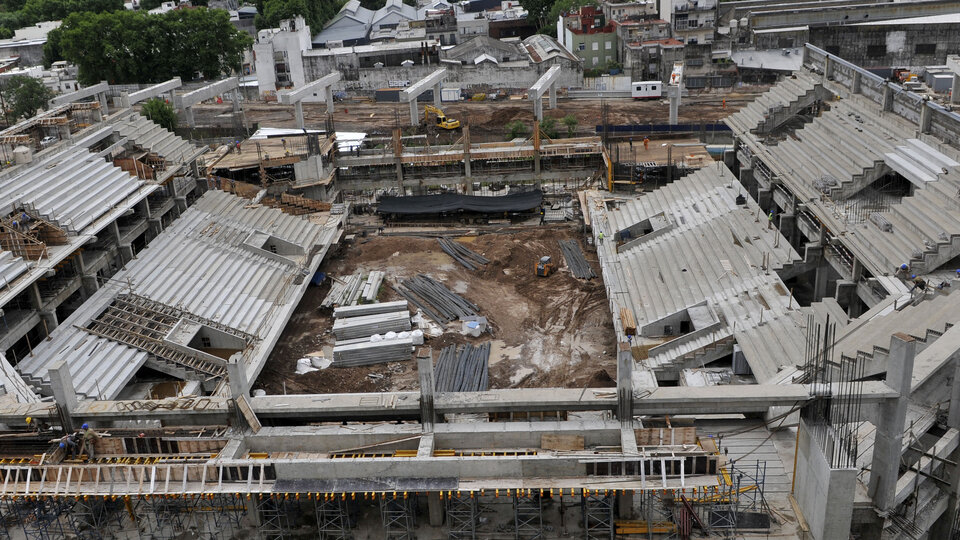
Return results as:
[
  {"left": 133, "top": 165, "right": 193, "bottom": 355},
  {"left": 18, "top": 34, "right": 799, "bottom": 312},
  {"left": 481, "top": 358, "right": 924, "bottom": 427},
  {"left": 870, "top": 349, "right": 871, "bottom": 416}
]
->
[
  {"left": 601, "top": 0, "right": 657, "bottom": 23},
  {"left": 558, "top": 6, "right": 619, "bottom": 71}
]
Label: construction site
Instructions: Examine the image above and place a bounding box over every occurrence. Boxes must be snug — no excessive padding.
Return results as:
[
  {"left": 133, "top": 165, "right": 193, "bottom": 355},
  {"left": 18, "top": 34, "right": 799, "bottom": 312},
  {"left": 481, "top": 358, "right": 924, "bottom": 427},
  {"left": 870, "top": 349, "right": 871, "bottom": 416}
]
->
[{"left": 0, "top": 44, "right": 958, "bottom": 540}]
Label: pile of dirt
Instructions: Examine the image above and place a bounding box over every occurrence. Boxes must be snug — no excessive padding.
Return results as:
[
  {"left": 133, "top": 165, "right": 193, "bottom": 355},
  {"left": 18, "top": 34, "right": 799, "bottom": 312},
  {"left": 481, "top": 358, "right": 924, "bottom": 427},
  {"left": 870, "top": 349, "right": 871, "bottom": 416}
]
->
[{"left": 254, "top": 227, "right": 616, "bottom": 395}]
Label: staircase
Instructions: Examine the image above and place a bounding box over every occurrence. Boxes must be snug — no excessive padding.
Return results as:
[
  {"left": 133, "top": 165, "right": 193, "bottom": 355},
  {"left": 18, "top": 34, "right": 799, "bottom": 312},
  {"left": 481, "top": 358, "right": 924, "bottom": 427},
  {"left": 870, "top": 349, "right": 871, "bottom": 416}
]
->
[
  {"left": 726, "top": 71, "right": 827, "bottom": 135},
  {"left": 112, "top": 113, "right": 200, "bottom": 165}
]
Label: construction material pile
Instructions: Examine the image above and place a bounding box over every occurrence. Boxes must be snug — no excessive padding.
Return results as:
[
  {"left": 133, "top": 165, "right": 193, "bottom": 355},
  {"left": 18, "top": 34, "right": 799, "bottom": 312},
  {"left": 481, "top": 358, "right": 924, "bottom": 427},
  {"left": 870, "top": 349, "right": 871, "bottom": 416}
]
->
[
  {"left": 321, "top": 271, "right": 384, "bottom": 308},
  {"left": 437, "top": 238, "right": 489, "bottom": 271},
  {"left": 558, "top": 239, "right": 596, "bottom": 279},
  {"left": 393, "top": 274, "right": 479, "bottom": 324},
  {"left": 331, "top": 301, "right": 418, "bottom": 366},
  {"left": 434, "top": 343, "right": 490, "bottom": 392}
]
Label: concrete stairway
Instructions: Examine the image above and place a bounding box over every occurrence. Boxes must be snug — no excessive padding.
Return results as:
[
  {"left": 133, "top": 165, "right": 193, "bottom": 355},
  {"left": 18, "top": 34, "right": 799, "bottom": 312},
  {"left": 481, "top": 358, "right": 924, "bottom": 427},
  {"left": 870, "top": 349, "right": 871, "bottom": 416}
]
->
[
  {"left": 113, "top": 113, "right": 200, "bottom": 164},
  {"left": 725, "top": 71, "right": 825, "bottom": 135}
]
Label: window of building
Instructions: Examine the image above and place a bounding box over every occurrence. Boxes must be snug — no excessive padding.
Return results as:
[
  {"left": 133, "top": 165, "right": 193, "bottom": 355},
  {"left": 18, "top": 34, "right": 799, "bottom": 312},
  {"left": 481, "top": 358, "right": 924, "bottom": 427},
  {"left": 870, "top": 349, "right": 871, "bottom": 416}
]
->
[
  {"left": 578, "top": 42, "right": 585, "bottom": 51},
  {"left": 592, "top": 57, "right": 599, "bottom": 65},
  {"left": 592, "top": 42, "right": 599, "bottom": 51},
  {"left": 915, "top": 43, "right": 936, "bottom": 55},
  {"left": 605, "top": 41, "right": 612, "bottom": 50},
  {"left": 866, "top": 44, "right": 886, "bottom": 57}
]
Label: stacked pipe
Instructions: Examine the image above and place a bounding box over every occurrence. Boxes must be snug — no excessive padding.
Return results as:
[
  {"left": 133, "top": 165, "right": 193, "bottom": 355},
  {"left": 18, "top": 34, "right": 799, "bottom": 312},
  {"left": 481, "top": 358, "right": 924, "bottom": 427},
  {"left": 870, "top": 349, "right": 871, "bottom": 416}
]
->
[
  {"left": 395, "top": 274, "right": 479, "bottom": 324},
  {"left": 433, "top": 343, "right": 490, "bottom": 392},
  {"left": 437, "top": 238, "right": 490, "bottom": 271},
  {"left": 334, "top": 300, "right": 409, "bottom": 319},
  {"left": 332, "top": 311, "right": 411, "bottom": 340},
  {"left": 558, "top": 239, "right": 597, "bottom": 279},
  {"left": 321, "top": 271, "right": 363, "bottom": 308},
  {"left": 361, "top": 270, "right": 385, "bottom": 303}
]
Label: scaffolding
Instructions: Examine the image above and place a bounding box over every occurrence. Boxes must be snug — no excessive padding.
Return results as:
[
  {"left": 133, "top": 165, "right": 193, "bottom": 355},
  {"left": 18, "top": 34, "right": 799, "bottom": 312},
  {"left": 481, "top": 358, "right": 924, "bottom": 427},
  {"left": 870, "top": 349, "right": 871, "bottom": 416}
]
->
[
  {"left": 380, "top": 495, "right": 417, "bottom": 540},
  {"left": 5, "top": 497, "right": 76, "bottom": 540},
  {"left": 316, "top": 495, "right": 353, "bottom": 540},
  {"left": 513, "top": 494, "right": 542, "bottom": 540},
  {"left": 70, "top": 496, "right": 126, "bottom": 539},
  {"left": 582, "top": 492, "right": 615, "bottom": 540},
  {"left": 257, "top": 496, "right": 300, "bottom": 540},
  {"left": 446, "top": 492, "right": 479, "bottom": 540}
]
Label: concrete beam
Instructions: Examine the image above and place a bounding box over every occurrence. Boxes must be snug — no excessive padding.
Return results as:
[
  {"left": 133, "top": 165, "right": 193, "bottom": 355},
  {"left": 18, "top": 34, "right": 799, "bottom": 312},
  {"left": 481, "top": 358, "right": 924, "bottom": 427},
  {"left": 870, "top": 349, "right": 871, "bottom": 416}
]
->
[
  {"left": 49, "top": 81, "right": 109, "bottom": 107},
  {"left": 176, "top": 77, "right": 240, "bottom": 109},
  {"left": 124, "top": 78, "right": 182, "bottom": 107},
  {"left": 278, "top": 73, "right": 340, "bottom": 105},
  {"left": 401, "top": 68, "right": 447, "bottom": 125},
  {"left": 529, "top": 65, "right": 561, "bottom": 120}
]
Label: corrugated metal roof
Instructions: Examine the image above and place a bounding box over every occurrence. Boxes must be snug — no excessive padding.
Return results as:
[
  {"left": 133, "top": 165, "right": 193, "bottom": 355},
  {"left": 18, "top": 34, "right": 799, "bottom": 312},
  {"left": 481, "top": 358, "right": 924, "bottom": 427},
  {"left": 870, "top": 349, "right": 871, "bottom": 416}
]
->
[
  {"left": 0, "top": 148, "right": 145, "bottom": 233},
  {"left": 16, "top": 190, "right": 341, "bottom": 400}
]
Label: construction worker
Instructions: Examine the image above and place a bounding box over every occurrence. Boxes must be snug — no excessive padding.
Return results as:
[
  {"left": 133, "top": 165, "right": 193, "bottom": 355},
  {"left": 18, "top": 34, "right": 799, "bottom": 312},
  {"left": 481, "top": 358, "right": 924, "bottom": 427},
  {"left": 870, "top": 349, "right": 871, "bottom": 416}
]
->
[
  {"left": 643, "top": 137, "right": 650, "bottom": 151},
  {"left": 629, "top": 137, "right": 633, "bottom": 148},
  {"left": 896, "top": 263, "right": 910, "bottom": 278},
  {"left": 598, "top": 231, "right": 605, "bottom": 244},
  {"left": 81, "top": 423, "right": 99, "bottom": 461},
  {"left": 909, "top": 275, "right": 927, "bottom": 293},
  {"left": 60, "top": 431, "right": 80, "bottom": 460},
  {"left": 235, "top": 140, "right": 241, "bottom": 154}
]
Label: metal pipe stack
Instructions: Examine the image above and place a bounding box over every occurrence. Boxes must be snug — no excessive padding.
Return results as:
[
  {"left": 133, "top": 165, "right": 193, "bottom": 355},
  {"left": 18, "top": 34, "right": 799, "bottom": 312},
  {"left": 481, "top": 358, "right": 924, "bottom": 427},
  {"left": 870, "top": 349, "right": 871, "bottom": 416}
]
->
[
  {"left": 437, "top": 238, "right": 490, "bottom": 271},
  {"left": 558, "top": 239, "right": 597, "bottom": 279},
  {"left": 334, "top": 300, "right": 409, "bottom": 319},
  {"left": 332, "top": 336, "right": 416, "bottom": 367},
  {"left": 322, "top": 271, "right": 386, "bottom": 307},
  {"left": 433, "top": 343, "right": 490, "bottom": 392},
  {"left": 397, "top": 274, "right": 479, "bottom": 324}
]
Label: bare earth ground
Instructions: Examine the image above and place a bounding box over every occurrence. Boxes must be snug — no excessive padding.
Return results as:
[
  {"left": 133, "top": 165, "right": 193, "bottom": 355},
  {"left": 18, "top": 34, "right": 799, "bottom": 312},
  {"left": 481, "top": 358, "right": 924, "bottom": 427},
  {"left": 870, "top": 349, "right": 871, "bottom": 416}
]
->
[
  {"left": 192, "top": 88, "right": 767, "bottom": 141},
  {"left": 254, "top": 227, "right": 616, "bottom": 395}
]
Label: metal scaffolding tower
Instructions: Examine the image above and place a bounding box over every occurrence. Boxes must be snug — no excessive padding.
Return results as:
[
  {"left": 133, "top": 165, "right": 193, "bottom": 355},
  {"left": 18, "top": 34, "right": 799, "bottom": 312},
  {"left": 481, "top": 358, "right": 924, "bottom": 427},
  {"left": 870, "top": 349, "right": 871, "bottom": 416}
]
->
[
  {"left": 316, "top": 496, "right": 353, "bottom": 540},
  {"left": 7, "top": 497, "right": 75, "bottom": 540},
  {"left": 380, "top": 496, "right": 417, "bottom": 540},
  {"left": 581, "top": 492, "right": 615, "bottom": 540},
  {"left": 257, "top": 496, "right": 300, "bottom": 540},
  {"left": 139, "top": 495, "right": 196, "bottom": 538},
  {"left": 513, "top": 494, "right": 542, "bottom": 540},
  {"left": 194, "top": 494, "right": 248, "bottom": 538},
  {"left": 70, "top": 496, "right": 126, "bottom": 539},
  {"left": 446, "top": 493, "right": 479, "bottom": 539}
]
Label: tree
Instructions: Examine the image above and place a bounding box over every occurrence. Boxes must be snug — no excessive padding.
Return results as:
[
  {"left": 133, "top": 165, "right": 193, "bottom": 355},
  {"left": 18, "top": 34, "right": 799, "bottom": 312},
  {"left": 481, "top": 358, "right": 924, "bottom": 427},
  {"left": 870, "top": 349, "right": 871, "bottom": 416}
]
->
[
  {"left": 540, "top": 116, "right": 558, "bottom": 139},
  {"left": 518, "top": 0, "right": 553, "bottom": 30},
  {"left": 505, "top": 119, "right": 529, "bottom": 140},
  {"left": 561, "top": 114, "right": 578, "bottom": 137},
  {"left": 141, "top": 98, "right": 177, "bottom": 131},
  {"left": 20, "top": 0, "right": 123, "bottom": 26},
  {"left": 57, "top": 8, "right": 253, "bottom": 84},
  {"left": 541, "top": 0, "right": 596, "bottom": 37},
  {"left": 41, "top": 26, "right": 62, "bottom": 67},
  {"left": 0, "top": 76, "right": 54, "bottom": 125},
  {"left": 255, "top": 0, "right": 346, "bottom": 32}
]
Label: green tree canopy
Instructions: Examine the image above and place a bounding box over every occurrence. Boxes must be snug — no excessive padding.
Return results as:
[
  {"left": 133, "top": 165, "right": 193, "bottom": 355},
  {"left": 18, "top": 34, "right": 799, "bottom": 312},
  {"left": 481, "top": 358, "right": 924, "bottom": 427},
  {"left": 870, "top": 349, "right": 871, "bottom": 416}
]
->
[
  {"left": 541, "top": 0, "right": 596, "bottom": 36},
  {"left": 255, "top": 0, "right": 345, "bottom": 32},
  {"left": 561, "top": 114, "right": 578, "bottom": 137},
  {"left": 55, "top": 8, "right": 253, "bottom": 85},
  {"left": 540, "top": 116, "right": 558, "bottom": 139},
  {"left": 141, "top": 97, "right": 177, "bottom": 131},
  {"left": 505, "top": 119, "right": 529, "bottom": 140},
  {"left": 0, "top": 75, "right": 54, "bottom": 125}
]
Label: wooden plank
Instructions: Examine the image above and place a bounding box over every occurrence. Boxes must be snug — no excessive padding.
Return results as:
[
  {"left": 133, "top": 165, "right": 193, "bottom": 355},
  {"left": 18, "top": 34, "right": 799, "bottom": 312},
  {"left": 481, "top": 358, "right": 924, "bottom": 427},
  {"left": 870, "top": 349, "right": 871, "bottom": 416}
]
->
[
  {"left": 620, "top": 307, "right": 637, "bottom": 336},
  {"left": 236, "top": 395, "right": 262, "bottom": 434},
  {"left": 541, "top": 434, "right": 584, "bottom": 451}
]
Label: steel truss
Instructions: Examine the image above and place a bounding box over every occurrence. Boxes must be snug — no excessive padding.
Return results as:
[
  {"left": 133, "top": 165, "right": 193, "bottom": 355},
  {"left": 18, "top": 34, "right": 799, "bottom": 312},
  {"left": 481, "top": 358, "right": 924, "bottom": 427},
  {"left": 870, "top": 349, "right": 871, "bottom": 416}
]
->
[
  {"left": 446, "top": 493, "right": 479, "bottom": 540},
  {"left": 316, "top": 496, "right": 353, "bottom": 539},
  {"left": 513, "top": 495, "right": 542, "bottom": 540},
  {"left": 380, "top": 495, "right": 417, "bottom": 540},
  {"left": 581, "top": 492, "right": 615, "bottom": 540}
]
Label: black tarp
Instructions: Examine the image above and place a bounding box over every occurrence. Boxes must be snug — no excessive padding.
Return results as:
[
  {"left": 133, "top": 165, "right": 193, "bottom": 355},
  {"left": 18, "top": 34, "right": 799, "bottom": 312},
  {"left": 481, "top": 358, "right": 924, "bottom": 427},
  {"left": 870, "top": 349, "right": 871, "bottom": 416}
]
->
[{"left": 377, "top": 189, "right": 543, "bottom": 215}]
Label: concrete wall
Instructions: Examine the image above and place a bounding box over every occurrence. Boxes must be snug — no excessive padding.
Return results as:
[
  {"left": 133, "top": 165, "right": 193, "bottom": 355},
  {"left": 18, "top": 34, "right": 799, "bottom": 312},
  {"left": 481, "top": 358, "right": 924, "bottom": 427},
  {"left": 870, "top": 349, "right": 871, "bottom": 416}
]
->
[
  {"left": 565, "top": 29, "right": 619, "bottom": 68},
  {"left": 809, "top": 23, "right": 960, "bottom": 68},
  {"left": 794, "top": 419, "right": 857, "bottom": 540},
  {"left": 0, "top": 42, "right": 45, "bottom": 66}
]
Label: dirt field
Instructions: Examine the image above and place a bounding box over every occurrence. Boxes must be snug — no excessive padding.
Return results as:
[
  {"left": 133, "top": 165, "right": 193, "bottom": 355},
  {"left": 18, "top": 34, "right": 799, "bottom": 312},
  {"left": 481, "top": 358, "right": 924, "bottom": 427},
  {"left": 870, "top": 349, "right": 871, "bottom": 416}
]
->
[
  {"left": 192, "top": 88, "right": 768, "bottom": 142},
  {"left": 253, "top": 227, "right": 616, "bottom": 395}
]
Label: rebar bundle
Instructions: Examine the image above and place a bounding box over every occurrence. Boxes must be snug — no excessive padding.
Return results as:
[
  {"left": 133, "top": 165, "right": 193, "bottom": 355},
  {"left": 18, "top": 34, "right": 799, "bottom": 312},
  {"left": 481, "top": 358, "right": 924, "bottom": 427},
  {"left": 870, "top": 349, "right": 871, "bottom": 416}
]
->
[
  {"left": 434, "top": 343, "right": 490, "bottom": 392},
  {"left": 396, "top": 274, "right": 479, "bottom": 324},
  {"left": 437, "top": 238, "right": 490, "bottom": 271},
  {"left": 558, "top": 239, "right": 596, "bottom": 279}
]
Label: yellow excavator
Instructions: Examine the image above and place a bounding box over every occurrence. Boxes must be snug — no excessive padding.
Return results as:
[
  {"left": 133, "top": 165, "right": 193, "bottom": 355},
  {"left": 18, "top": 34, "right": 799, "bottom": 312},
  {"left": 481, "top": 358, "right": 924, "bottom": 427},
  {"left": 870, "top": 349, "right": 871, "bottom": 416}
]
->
[
  {"left": 423, "top": 104, "right": 460, "bottom": 130},
  {"left": 535, "top": 256, "right": 555, "bottom": 277}
]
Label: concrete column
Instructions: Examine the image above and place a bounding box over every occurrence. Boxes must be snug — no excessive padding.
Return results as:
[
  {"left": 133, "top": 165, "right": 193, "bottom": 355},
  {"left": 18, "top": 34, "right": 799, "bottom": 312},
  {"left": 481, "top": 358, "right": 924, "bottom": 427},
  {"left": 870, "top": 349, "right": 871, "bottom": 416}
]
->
[
  {"left": 779, "top": 213, "right": 796, "bottom": 245},
  {"left": 295, "top": 101, "right": 305, "bottom": 129},
  {"left": 432, "top": 83, "right": 441, "bottom": 108},
  {"left": 868, "top": 333, "right": 917, "bottom": 511},
  {"left": 919, "top": 101, "right": 932, "bottom": 134},
  {"left": 325, "top": 89, "right": 334, "bottom": 113},
  {"left": 417, "top": 349, "right": 436, "bottom": 429},
  {"left": 39, "top": 311, "right": 58, "bottom": 334},
  {"left": 852, "top": 71, "right": 861, "bottom": 94},
  {"left": 226, "top": 357, "right": 249, "bottom": 399},
  {"left": 618, "top": 491, "right": 634, "bottom": 520},
  {"left": 533, "top": 120, "right": 541, "bottom": 178},
  {"left": 118, "top": 244, "right": 134, "bottom": 263},
  {"left": 813, "top": 260, "right": 829, "bottom": 302},
  {"left": 120, "top": 93, "right": 132, "bottom": 109},
  {"left": 549, "top": 83, "right": 557, "bottom": 109},
  {"left": 669, "top": 86, "right": 680, "bottom": 125},
  {"left": 427, "top": 492, "right": 444, "bottom": 526},
  {"left": 49, "top": 360, "right": 77, "bottom": 432},
  {"left": 824, "top": 56, "right": 834, "bottom": 81},
  {"left": 882, "top": 83, "right": 894, "bottom": 112},
  {"left": 82, "top": 275, "right": 99, "bottom": 297},
  {"left": 463, "top": 125, "right": 472, "bottom": 191},
  {"left": 953, "top": 74, "right": 960, "bottom": 105},
  {"left": 533, "top": 97, "right": 543, "bottom": 121},
  {"left": 98, "top": 92, "right": 109, "bottom": 115},
  {"left": 184, "top": 106, "right": 196, "bottom": 128},
  {"left": 233, "top": 89, "right": 242, "bottom": 114},
  {"left": 408, "top": 100, "right": 418, "bottom": 127},
  {"left": 27, "top": 282, "right": 43, "bottom": 310}
]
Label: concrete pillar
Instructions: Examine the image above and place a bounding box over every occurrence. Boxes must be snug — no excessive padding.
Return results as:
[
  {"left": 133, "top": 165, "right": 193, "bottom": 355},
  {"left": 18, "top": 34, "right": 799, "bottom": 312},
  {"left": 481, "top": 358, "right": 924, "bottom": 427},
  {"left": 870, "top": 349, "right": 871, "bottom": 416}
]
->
[
  {"left": 882, "top": 83, "right": 894, "bottom": 112},
  {"left": 98, "top": 92, "right": 109, "bottom": 115},
  {"left": 81, "top": 275, "right": 99, "bottom": 297},
  {"left": 39, "top": 311, "right": 58, "bottom": 334},
  {"left": 427, "top": 492, "right": 444, "bottom": 526},
  {"left": 49, "top": 360, "right": 77, "bottom": 431},
  {"left": 175, "top": 196, "right": 188, "bottom": 213},
  {"left": 463, "top": 125, "right": 472, "bottom": 191},
  {"left": 118, "top": 244, "right": 134, "bottom": 263},
  {"left": 184, "top": 106, "right": 196, "bottom": 128},
  {"left": 669, "top": 86, "right": 680, "bottom": 125},
  {"left": 120, "top": 93, "right": 132, "bottom": 109},
  {"left": 757, "top": 188, "right": 772, "bottom": 209},
  {"left": 432, "top": 83, "right": 441, "bottom": 108},
  {"left": 852, "top": 71, "right": 861, "bottom": 94},
  {"left": 953, "top": 74, "right": 960, "bottom": 105},
  {"left": 618, "top": 491, "right": 634, "bottom": 520},
  {"left": 533, "top": 120, "right": 541, "bottom": 178},
  {"left": 868, "top": 333, "right": 917, "bottom": 511},
  {"left": 294, "top": 101, "right": 305, "bottom": 129},
  {"left": 408, "top": 100, "right": 418, "bottom": 127},
  {"left": 533, "top": 96, "right": 543, "bottom": 121},
  {"left": 919, "top": 101, "right": 932, "bottom": 134},
  {"left": 417, "top": 349, "right": 436, "bottom": 429},
  {"left": 779, "top": 213, "right": 796, "bottom": 245},
  {"left": 813, "top": 259, "right": 829, "bottom": 302},
  {"left": 549, "top": 83, "right": 557, "bottom": 109},
  {"left": 226, "top": 357, "right": 249, "bottom": 399},
  {"left": 823, "top": 56, "right": 834, "bottom": 81},
  {"left": 27, "top": 282, "right": 43, "bottom": 310},
  {"left": 325, "top": 89, "right": 334, "bottom": 113},
  {"left": 233, "top": 89, "right": 242, "bottom": 114}
]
